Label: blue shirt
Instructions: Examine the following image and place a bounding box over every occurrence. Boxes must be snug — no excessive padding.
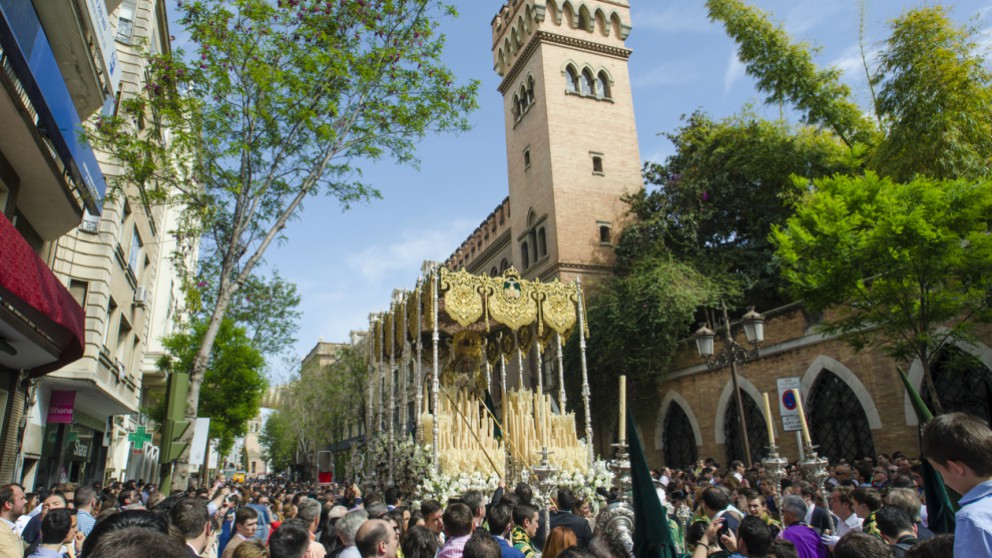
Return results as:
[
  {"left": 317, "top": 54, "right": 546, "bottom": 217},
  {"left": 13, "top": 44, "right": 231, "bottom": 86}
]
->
[
  {"left": 77, "top": 510, "right": 96, "bottom": 537},
  {"left": 955, "top": 480, "right": 992, "bottom": 558},
  {"left": 493, "top": 535, "right": 524, "bottom": 558}
]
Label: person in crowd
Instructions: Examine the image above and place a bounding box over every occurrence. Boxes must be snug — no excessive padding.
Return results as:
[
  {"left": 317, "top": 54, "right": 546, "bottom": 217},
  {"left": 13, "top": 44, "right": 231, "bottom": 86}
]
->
[
  {"left": 832, "top": 532, "right": 891, "bottom": 558},
  {"left": 486, "top": 503, "right": 523, "bottom": 558},
  {"left": 356, "top": 519, "right": 399, "bottom": 558},
  {"left": 767, "top": 539, "right": 798, "bottom": 558},
  {"left": 384, "top": 487, "right": 401, "bottom": 513},
  {"left": 26, "top": 508, "right": 78, "bottom": 558},
  {"left": 401, "top": 526, "right": 440, "bottom": 558},
  {"left": 87, "top": 525, "right": 189, "bottom": 558},
  {"left": 463, "top": 532, "right": 502, "bottom": 558},
  {"left": 438, "top": 503, "right": 474, "bottom": 558},
  {"left": 717, "top": 515, "right": 772, "bottom": 558},
  {"left": 699, "top": 487, "right": 741, "bottom": 538},
  {"left": 335, "top": 509, "right": 369, "bottom": 558},
  {"left": 851, "top": 487, "right": 882, "bottom": 539},
  {"left": 80, "top": 509, "right": 170, "bottom": 557},
  {"left": 74, "top": 486, "right": 98, "bottom": 537},
  {"left": 586, "top": 536, "right": 627, "bottom": 558},
  {"left": 779, "top": 495, "right": 827, "bottom": 558},
  {"left": 234, "top": 540, "right": 271, "bottom": 558},
  {"left": 510, "top": 504, "right": 539, "bottom": 558},
  {"left": 797, "top": 483, "right": 833, "bottom": 535},
  {"left": 223, "top": 506, "right": 260, "bottom": 558},
  {"left": 297, "top": 498, "right": 328, "bottom": 558},
  {"left": 905, "top": 534, "right": 954, "bottom": 558},
  {"left": 462, "top": 491, "right": 487, "bottom": 530},
  {"left": 745, "top": 490, "right": 780, "bottom": 538},
  {"left": 420, "top": 501, "right": 444, "bottom": 541},
  {"left": 884, "top": 488, "right": 934, "bottom": 541},
  {"left": 406, "top": 511, "right": 424, "bottom": 531},
  {"left": 21, "top": 492, "right": 66, "bottom": 546},
  {"left": 171, "top": 496, "right": 212, "bottom": 558},
  {"left": 549, "top": 489, "right": 592, "bottom": 548},
  {"left": 543, "top": 527, "right": 577, "bottom": 558},
  {"left": 0, "top": 484, "right": 27, "bottom": 558},
  {"left": 875, "top": 506, "right": 919, "bottom": 557},
  {"left": 922, "top": 412, "right": 992, "bottom": 557},
  {"left": 271, "top": 522, "right": 314, "bottom": 558}
]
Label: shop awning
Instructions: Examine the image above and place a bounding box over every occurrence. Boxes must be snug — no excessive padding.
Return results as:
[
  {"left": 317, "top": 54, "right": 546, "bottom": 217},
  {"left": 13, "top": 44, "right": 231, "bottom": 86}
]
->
[{"left": 0, "top": 213, "right": 85, "bottom": 376}]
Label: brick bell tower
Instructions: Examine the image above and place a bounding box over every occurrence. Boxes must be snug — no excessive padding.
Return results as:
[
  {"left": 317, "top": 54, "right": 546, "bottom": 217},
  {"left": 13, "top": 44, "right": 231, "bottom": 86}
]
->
[{"left": 492, "top": 0, "right": 643, "bottom": 282}]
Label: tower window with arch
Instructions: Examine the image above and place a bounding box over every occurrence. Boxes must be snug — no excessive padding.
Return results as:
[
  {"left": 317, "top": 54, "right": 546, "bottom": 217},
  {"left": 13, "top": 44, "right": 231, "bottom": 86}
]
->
[
  {"left": 565, "top": 65, "right": 579, "bottom": 93},
  {"left": 500, "top": 258, "right": 510, "bottom": 272},
  {"left": 807, "top": 370, "right": 876, "bottom": 464},
  {"left": 537, "top": 227, "right": 547, "bottom": 259},
  {"left": 596, "top": 71, "right": 611, "bottom": 99},
  {"left": 923, "top": 346, "right": 992, "bottom": 421},
  {"left": 580, "top": 69, "right": 594, "bottom": 96},
  {"left": 521, "top": 241, "right": 530, "bottom": 269},
  {"left": 663, "top": 403, "right": 698, "bottom": 469},
  {"left": 723, "top": 394, "right": 769, "bottom": 466}
]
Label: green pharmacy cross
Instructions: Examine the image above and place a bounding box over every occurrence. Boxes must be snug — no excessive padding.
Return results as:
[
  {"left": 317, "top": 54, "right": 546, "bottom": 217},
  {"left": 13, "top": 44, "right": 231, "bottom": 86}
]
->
[{"left": 128, "top": 426, "right": 152, "bottom": 449}]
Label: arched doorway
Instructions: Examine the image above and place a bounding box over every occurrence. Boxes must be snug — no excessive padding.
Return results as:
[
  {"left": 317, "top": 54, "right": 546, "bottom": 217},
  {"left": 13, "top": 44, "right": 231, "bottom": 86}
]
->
[
  {"left": 724, "top": 394, "right": 768, "bottom": 466},
  {"left": 924, "top": 346, "right": 992, "bottom": 420},
  {"left": 662, "top": 403, "right": 697, "bottom": 469},
  {"left": 806, "top": 370, "right": 875, "bottom": 463}
]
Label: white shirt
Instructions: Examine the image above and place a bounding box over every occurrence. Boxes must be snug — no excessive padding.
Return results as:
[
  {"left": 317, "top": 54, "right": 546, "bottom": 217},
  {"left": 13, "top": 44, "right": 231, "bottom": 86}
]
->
[{"left": 835, "top": 513, "right": 863, "bottom": 537}]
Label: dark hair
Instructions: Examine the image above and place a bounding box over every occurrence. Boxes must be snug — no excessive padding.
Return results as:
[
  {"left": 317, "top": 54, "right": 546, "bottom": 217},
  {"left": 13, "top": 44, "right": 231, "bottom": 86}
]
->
[
  {"left": 851, "top": 488, "right": 882, "bottom": 512},
  {"left": 832, "top": 486, "right": 853, "bottom": 507},
  {"left": 922, "top": 412, "right": 992, "bottom": 476},
  {"left": 512, "top": 504, "right": 538, "bottom": 527},
  {"left": 75, "top": 486, "right": 97, "bottom": 508},
  {"left": 464, "top": 531, "right": 501, "bottom": 558},
  {"left": 443, "top": 502, "right": 473, "bottom": 537},
  {"left": 884, "top": 488, "right": 923, "bottom": 522},
  {"left": 0, "top": 484, "right": 22, "bottom": 509},
  {"left": 402, "top": 525, "right": 440, "bottom": 558},
  {"left": 117, "top": 489, "right": 138, "bottom": 507},
  {"left": 171, "top": 497, "right": 209, "bottom": 539},
  {"left": 384, "top": 486, "right": 401, "bottom": 506},
  {"left": 514, "top": 483, "right": 533, "bottom": 505},
  {"left": 237, "top": 505, "right": 260, "bottom": 526},
  {"left": 81, "top": 510, "right": 169, "bottom": 557},
  {"left": 701, "top": 486, "right": 730, "bottom": 511},
  {"left": 420, "top": 500, "right": 442, "bottom": 517},
  {"left": 686, "top": 521, "right": 708, "bottom": 549},
  {"left": 462, "top": 490, "right": 485, "bottom": 515},
  {"left": 487, "top": 503, "right": 514, "bottom": 535},
  {"left": 407, "top": 510, "right": 424, "bottom": 531},
  {"left": 556, "top": 488, "right": 577, "bottom": 513},
  {"left": 356, "top": 519, "right": 391, "bottom": 558},
  {"left": 41, "top": 508, "right": 73, "bottom": 544},
  {"left": 768, "top": 539, "right": 799, "bottom": 558},
  {"left": 906, "top": 534, "right": 955, "bottom": 558},
  {"left": 737, "top": 516, "right": 771, "bottom": 557},
  {"left": 875, "top": 506, "right": 915, "bottom": 539},
  {"left": 86, "top": 526, "right": 189, "bottom": 558},
  {"left": 587, "top": 535, "right": 627, "bottom": 558},
  {"left": 834, "top": 532, "right": 892, "bottom": 558},
  {"left": 270, "top": 521, "right": 312, "bottom": 558}
]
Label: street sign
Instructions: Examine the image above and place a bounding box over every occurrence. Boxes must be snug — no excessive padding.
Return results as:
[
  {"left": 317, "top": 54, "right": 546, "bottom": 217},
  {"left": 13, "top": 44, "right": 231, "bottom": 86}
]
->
[{"left": 776, "top": 377, "right": 803, "bottom": 432}]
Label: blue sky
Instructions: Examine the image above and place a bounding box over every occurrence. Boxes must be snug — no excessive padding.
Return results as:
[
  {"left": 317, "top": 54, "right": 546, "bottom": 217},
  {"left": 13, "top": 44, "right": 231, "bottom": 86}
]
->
[{"left": 201, "top": 0, "right": 991, "bottom": 378}]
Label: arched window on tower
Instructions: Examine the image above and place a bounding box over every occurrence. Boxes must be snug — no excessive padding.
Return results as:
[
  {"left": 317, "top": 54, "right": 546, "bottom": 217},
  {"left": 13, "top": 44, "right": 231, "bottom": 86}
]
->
[
  {"left": 807, "top": 370, "right": 876, "bottom": 463},
  {"left": 500, "top": 258, "right": 510, "bottom": 272},
  {"left": 580, "top": 69, "right": 594, "bottom": 96},
  {"left": 596, "top": 71, "right": 610, "bottom": 99},
  {"left": 565, "top": 66, "right": 578, "bottom": 93},
  {"left": 526, "top": 76, "right": 535, "bottom": 106},
  {"left": 723, "top": 393, "right": 769, "bottom": 466},
  {"left": 521, "top": 241, "right": 530, "bottom": 269},
  {"left": 663, "top": 403, "right": 698, "bottom": 469},
  {"left": 511, "top": 94, "right": 521, "bottom": 120},
  {"left": 537, "top": 227, "right": 547, "bottom": 259}
]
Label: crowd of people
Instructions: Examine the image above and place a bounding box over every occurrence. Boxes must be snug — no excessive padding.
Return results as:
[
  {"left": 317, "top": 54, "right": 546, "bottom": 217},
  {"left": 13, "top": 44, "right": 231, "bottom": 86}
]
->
[{"left": 0, "top": 412, "right": 987, "bottom": 558}]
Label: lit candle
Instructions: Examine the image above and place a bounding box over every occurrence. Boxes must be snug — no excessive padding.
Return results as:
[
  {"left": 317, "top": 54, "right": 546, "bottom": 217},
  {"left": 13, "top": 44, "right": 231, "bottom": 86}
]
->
[
  {"left": 793, "top": 389, "right": 812, "bottom": 446},
  {"left": 619, "top": 375, "right": 627, "bottom": 444},
  {"left": 763, "top": 392, "right": 775, "bottom": 446}
]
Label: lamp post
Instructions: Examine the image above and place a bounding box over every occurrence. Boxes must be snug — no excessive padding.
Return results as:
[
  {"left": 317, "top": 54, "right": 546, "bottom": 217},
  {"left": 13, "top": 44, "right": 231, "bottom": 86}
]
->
[{"left": 694, "top": 304, "right": 765, "bottom": 468}]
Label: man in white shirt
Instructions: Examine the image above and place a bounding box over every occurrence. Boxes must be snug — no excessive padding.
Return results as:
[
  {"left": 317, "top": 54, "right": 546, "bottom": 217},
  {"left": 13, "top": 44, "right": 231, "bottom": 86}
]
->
[{"left": 821, "top": 486, "right": 863, "bottom": 550}]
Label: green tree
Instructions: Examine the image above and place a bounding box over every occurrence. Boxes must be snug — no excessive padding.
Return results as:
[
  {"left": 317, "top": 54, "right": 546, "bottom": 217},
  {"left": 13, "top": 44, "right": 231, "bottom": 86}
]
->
[
  {"left": 260, "top": 410, "right": 295, "bottom": 473},
  {"left": 872, "top": 6, "right": 992, "bottom": 181},
  {"left": 86, "top": 0, "right": 477, "bottom": 488},
  {"left": 158, "top": 318, "right": 268, "bottom": 457},
  {"left": 771, "top": 173, "right": 992, "bottom": 413}
]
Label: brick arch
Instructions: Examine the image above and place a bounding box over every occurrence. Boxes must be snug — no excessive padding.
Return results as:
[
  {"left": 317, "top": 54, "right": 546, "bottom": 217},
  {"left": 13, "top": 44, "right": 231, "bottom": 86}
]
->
[
  {"left": 800, "top": 355, "right": 882, "bottom": 429},
  {"left": 904, "top": 330, "right": 992, "bottom": 426},
  {"left": 654, "top": 390, "right": 703, "bottom": 450},
  {"left": 714, "top": 374, "right": 763, "bottom": 445}
]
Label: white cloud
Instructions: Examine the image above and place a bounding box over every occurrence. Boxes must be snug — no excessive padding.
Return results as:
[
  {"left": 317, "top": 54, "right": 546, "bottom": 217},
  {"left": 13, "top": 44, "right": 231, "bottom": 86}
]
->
[
  {"left": 632, "top": 62, "right": 699, "bottom": 88},
  {"left": 634, "top": 3, "right": 713, "bottom": 34},
  {"left": 724, "top": 51, "right": 746, "bottom": 94},
  {"left": 345, "top": 219, "right": 474, "bottom": 283}
]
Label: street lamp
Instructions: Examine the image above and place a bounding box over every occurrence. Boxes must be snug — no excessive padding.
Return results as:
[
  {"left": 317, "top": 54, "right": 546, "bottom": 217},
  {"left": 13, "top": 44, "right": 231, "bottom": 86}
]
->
[{"left": 694, "top": 304, "right": 765, "bottom": 467}]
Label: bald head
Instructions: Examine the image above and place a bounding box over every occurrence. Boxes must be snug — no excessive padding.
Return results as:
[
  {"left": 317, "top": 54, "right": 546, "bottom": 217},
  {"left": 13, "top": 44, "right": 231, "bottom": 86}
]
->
[{"left": 356, "top": 519, "right": 398, "bottom": 558}]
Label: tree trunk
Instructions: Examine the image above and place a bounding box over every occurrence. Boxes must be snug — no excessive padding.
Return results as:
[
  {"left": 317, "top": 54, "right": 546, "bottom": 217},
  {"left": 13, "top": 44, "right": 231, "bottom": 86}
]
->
[{"left": 921, "top": 356, "right": 945, "bottom": 415}]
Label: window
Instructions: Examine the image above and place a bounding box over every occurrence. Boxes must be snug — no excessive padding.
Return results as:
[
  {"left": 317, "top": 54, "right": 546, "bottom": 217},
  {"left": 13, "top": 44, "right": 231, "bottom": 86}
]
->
[
  {"left": 723, "top": 394, "right": 769, "bottom": 466},
  {"left": 68, "top": 280, "right": 89, "bottom": 309},
  {"left": 511, "top": 94, "right": 520, "bottom": 120},
  {"left": 521, "top": 241, "right": 530, "bottom": 269},
  {"left": 500, "top": 258, "right": 510, "bottom": 272},
  {"left": 102, "top": 298, "right": 118, "bottom": 348},
  {"left": 592, "top": 155, "right": 603, "bottom": 174},
  {"left": 537, "top": 228, "right": 547, "bottom": 258},
  {"left": 663, "top": 403, "right": 698, "bottom": 469},
  {"left": 580, "top": 70, "right": 593, "bottom": 96},
  {"left": 116, "top": 0, "right": 137, "bottom": 44},
  {"left": 523, "top": 148, "right": 531, "bottom": 168},
  {"left": 491, "top": 267, "right": 498, "bottom": 276},
  {"left": 596, "top": 72, "right": 611, "bottom": 99},
  {"left": 807, "top": 370, "right": 876, "bottom": 464},
  {"left": 565, "top": 66, "right": 578, "bottom": 93},
  {"left": 526, "top": 77, "right": 535, "bottom": 106},
  {"left": 598, "top": 223, "right": 612, "bottom": 244},
  {"left": 128, "top": 227, "right": 142, "bottom": 273}
]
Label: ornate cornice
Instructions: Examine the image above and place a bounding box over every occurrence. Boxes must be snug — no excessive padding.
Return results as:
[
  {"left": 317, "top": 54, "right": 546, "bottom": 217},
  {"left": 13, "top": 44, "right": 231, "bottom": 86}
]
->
[{"left": 498, "top": 31, "right": 632, "bottom": 93}]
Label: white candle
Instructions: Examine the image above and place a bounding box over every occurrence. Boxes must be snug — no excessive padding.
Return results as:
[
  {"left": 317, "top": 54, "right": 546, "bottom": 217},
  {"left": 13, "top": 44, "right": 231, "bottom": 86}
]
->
[
  {"left": 619, "top": 375, "right": 627, "bottom": 444},
  {"left": 794, "top": 389, "right": 812, "bottom": 446},
  {"left": 763, "top": 392, "right": 775, "bottom": 446}
]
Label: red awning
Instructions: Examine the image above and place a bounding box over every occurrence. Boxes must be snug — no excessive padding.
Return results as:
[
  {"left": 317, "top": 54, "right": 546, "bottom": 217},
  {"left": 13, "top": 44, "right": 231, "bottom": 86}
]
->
[{"left": 0, "top": 213, "right": 85, "bottom": 376}]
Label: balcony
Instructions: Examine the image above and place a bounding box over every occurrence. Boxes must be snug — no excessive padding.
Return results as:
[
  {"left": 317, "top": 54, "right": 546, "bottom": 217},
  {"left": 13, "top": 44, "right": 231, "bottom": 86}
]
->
[
  {"left": 0, "top": 0, "right": 107, "bottom": 239},
  {"left": 31, "top": 0, "right": 120, "bottom": 116}
]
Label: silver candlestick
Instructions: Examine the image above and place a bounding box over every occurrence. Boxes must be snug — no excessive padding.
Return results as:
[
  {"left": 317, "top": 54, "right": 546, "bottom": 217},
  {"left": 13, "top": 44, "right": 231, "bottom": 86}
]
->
[
  {"left": 532, "top": 446, "right": 558, "bottom": 535},
  {"left": 800, "top": 443, "right": 834, "bottom": 532},
  {"left": 595, "top": 440, "right": 634, "bottom": 558},
  {"left": 762, "top": 443, "right": 788, "bottom": 520}
]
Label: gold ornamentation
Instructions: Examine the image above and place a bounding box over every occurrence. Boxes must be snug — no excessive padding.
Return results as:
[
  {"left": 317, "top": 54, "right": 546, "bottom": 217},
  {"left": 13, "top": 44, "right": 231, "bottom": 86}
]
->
[
  {"left": 487, "top": 268, "right": 539, "bottom": 330},
  {"left": 500, "top": 331, "right": 515, "bottom": 358},
  {"left": 517, "top": 326, "right": 533, "bottom": 354},
  {"left": 440, "top": 331, "right": 486, "bottom": 394},
  {"left": 384, "top": 312, "right": 394, "bottom": 358},
  {"left": 408, "top": 290, "right": 420, "bottom": 342},
  {"left": 540, "top": 279, "right": 578, "bottom": 336},
  {"left": 440, "top": 268, "right": 484, "bottom": 327},
  {"left": 486, "top": 334, "right": 501, "bottom": 367},
  {"left": 538, "top": 324, "right": 554, "bottom": 351}
]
